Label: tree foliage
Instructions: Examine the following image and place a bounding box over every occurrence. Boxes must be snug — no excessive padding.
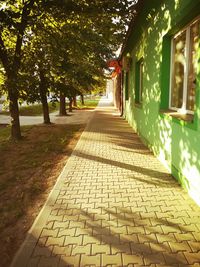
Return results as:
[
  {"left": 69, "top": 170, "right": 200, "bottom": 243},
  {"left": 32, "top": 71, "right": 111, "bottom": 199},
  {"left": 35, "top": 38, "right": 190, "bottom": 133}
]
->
[{"left": 0, "top": 0, "right": 138, "bottom": 139}]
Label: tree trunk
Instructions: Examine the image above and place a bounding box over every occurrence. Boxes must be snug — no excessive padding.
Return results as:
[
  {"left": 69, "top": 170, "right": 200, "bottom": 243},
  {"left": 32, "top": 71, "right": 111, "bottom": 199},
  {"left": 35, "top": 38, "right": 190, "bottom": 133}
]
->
[
  {"left": 6, "top": 73, "right": 22, "bottom": 140},
  {"left": 9, "top": 91, "right": 21, "bottom": 140},
  {"left": 0, "top": 0, "right": 36, "bottom": 140},
  {"left": 39, "top": 71, "right": 50, "bottom": 124},
  {"left": 80, "top": 94, "right": 84, "bottom": 105},
  {"left": 69, "top": 98, "right": 73, "bottom": 112},
  {"left": 59, "top": 91, "right": 67, "bottom": 116},
  {"left": 72, "top": 96, "right": 77, "bottom": 107}
]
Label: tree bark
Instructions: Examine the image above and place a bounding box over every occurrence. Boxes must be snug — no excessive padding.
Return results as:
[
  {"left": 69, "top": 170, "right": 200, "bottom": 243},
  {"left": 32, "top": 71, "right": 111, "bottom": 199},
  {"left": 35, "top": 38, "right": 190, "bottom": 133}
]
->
[
  {"left": 80, "top": 94, "right": 84, "bottom": 105},
  {"left": 0, "top": 1, "right": 35, "bottom": 140},
  {"left": 8, "top": 89, "right": 21, "bottom": 139},
  {"left": 6, "top": 72, "right": 22, "bottom": 140},
  {"left": 69, "top": 97, "right": 73, "bottom": 112},
  {"left": 59, "top": 91, "right": 67, "bottom": 116},
  {"left": 39, "top": 71, "right": 51, "bottom": 124},
  {"left": 72, "top": 96, "right": 77, "bottom": 107}
]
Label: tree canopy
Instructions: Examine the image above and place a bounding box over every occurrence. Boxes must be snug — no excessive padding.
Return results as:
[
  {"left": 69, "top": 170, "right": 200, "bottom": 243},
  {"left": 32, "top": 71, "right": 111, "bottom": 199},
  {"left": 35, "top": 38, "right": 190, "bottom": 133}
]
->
[{"left": 0, "top": 0, "right": 138, "bottom": 139}]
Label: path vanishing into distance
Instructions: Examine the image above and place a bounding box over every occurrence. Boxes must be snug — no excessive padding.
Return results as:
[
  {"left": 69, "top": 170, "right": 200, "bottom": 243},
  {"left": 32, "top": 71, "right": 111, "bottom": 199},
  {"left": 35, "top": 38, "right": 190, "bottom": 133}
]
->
[
  {"left": 0, "top": 109, "right": 93, "bottom": 126},
  {"left": 11, "top": 98, "right": 200, "bottom": 267}
]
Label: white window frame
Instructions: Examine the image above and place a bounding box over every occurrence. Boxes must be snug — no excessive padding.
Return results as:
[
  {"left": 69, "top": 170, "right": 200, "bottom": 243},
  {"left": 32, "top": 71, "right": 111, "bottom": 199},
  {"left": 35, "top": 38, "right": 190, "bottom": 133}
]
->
[{"left": 169, "top": 17, "right": 199, "bottom": 115}]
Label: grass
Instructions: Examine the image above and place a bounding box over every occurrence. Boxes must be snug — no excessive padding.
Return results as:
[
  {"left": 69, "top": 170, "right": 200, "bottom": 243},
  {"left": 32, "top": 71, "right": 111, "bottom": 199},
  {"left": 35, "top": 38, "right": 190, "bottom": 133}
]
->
[
  {"left": 0, "top": 102, "right": 59, "bottom": 116},
  {"left": 75, "top": 99, "right": 99, "bottom": 109},
  {"left": 0, "top": 98, "right": 99, "bottom": 116},
  {"left": 0, "top": 123, "right": 85, "bottom": 266},
  {"left": 19, "top": 102, "right": 59, "bottom": 116}
]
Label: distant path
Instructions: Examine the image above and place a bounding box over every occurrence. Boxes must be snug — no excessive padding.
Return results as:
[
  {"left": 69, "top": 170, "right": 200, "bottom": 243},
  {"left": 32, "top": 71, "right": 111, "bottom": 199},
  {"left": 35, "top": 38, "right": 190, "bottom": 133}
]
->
[{"left": 0, "top": 109, "right": 94, "bottom": 126}]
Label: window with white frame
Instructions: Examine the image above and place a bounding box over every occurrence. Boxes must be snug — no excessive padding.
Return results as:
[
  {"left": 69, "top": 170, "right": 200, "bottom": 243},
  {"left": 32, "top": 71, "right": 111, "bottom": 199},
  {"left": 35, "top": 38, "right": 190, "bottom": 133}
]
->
[
  {"left": 135, "top": 58, "right": 144, "bottom": 104},
  {"left": 170, "top": 17, "right": 199, "bottom": 114}
]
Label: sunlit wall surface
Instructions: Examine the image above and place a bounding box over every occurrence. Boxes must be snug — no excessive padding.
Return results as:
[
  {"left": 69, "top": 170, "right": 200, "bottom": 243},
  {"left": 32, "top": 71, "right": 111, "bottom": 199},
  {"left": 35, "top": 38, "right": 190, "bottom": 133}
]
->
[{"left": 121, "top": 0, "right": 200, "bottom": 205}]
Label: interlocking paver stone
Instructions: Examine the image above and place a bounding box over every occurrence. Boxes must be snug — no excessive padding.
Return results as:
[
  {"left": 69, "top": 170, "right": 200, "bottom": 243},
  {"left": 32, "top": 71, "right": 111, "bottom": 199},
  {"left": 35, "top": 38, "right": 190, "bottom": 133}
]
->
[{"left": 11, "top": 99, "right": 200, "bottom": 267}]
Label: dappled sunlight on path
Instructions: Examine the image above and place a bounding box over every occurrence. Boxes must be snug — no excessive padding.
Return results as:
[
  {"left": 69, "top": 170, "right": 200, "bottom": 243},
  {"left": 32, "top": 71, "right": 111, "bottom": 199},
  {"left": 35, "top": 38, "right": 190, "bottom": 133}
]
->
[{"left": 11, "top": 98, "right": 200, "bottom": 267}]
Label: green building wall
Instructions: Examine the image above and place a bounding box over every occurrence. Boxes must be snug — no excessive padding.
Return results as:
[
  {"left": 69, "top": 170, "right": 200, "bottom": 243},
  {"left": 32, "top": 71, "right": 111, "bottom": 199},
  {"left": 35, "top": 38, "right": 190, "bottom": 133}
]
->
[{"left": 122, "top": 0, "right": 200, "bottom": 205}]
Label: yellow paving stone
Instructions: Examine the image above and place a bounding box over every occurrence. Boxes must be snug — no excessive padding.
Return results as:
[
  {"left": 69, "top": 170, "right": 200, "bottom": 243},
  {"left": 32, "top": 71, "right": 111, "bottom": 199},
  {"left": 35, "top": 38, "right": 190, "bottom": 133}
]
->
[
  {"left": 47, "top": 214, "right": 64, "bottom": 222},
  {"left": 10, "top": 100, "right": 200, "bottom": 267},
  {"left": 69, "top": 220, "right": 85, "bottom": 229},
  {"left": 162, "top": 251, "right": 188, "bottom": 265},
  {"left": 122, "top": 254, "right": 144, "bottom": 265},
  {"left": 100, "top": 234, "right": 121, "bottom": 245},
  {"left": 64, "top": 235, "right": 83, "bottom": 246},
  {"left": 46, "top": 236, "right": 65, "bottom": 247},
  {"left": 138, "top": 233, "right": 157, "bottom": 243},
  {"left": 93, "top": 226, "right": 111, "bottom": 236},
  {"left": 131, "top": 242, "right": 152, "bottom": 254},
  {"left": 41, "top": 228, "right": 59, "bottom": 238},
  {"left": 150, "top": 242, "right": 170, "bottom": 253},
  {"left": 145, "top": 226, "right": 164, "bottom": 235},
  {"left": 52, "top": 245, "right": 72, "bottom": 256},
  {"left": 75, "top": 227, "right": 93, "bottom": 237},
  {"left": 102, "top": 253, "right": 122, "bottom": 266},
  {"left": 161, "top": 225, "right": 181, "bottom": 234},
  {"left": 119, "top": 233, "right": 139, "bottom": 243},
  {"left": 63, "top": 214, "right": 79, "bottom": 221},
  {"left": 174, "top": 233, "right": 196, "bottom": 242},
  {"left": 188, "top": 241, "right": 200, "bottom": 252},
  {"left": 156, "top": 233, "right": 176, "bottom": 243},
  {"left": 143, "top": 252, "right": 166, "bottom": 265},
  {"left": 53, "top": 221, "right": 70, "bottom": 229},
  {"left": 110, "top": 225, "right": 128, "bottom": 235},
  {"left": 111, "top": 243, "right": 131, "bottom": 255},
  {"left": 192, "top": 232, "right": 200, "bottom": 242},
  {"left": 184, "top": 251, "right": 200, "bottom": 265},
  {"left": 127, "top": 226, "right": 145, "bottom": 235},
  {"left": 59, "top": 255, "right": 81, "bottom": 267},
  {"left": 83, "top": 235, "right": 100, "bottom": 245},
  {"left": 71, "top": 244, "right": 91, "bottom": 256},
  {"left": 80, "top": 254, "right": 101, "bottom": 266},
  {"left": 58, "top": 228, "right": 76, "bottom": 237},
  {"left": 92, "top": 243, "right": 111, "bottom": 255},
  {"left": 169, "top": 241, "right": 192, "bottom": 253}
]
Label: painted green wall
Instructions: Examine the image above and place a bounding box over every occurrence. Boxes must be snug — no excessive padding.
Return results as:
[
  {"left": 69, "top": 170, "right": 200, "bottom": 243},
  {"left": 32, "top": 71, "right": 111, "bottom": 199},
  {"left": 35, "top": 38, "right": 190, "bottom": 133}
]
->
[{"left": 122, "top": 0, "right": 200, "bottom": 205}]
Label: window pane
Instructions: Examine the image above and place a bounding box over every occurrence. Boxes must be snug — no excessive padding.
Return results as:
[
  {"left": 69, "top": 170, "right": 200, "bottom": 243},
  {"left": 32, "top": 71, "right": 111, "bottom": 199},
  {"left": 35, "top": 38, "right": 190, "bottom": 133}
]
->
[
  {"left": 139, "top": 61, "right": 144, "bottom": 103},
  {"left": 187, "top": 20, "right": 199, "bottom": 111},
  {"left": 125, "top": 71, "right": 129, "bottom": 100},
  {"left": 171, "top": 30, "right": 186, "bottom": 108}
]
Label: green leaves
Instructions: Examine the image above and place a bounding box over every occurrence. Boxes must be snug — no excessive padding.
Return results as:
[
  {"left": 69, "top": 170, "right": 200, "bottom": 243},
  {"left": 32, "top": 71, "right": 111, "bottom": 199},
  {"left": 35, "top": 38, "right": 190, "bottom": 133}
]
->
[{"left": 1, "top": 0, "right": 138, "bottom": 103}]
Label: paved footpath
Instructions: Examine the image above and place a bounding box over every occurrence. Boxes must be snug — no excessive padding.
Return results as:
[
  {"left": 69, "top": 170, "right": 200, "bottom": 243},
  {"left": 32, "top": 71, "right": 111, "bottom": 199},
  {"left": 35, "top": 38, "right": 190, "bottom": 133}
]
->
[{"left": 11, "top": 99, "right": 200, "bottom": 267}]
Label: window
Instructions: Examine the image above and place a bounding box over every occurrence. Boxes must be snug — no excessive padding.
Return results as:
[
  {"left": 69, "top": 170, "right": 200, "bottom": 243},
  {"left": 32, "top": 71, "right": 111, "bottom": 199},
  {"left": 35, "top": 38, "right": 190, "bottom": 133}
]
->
[
  {"left": 135, "top": 58, "right": 144, "bottom": 104},
  {"left": 125, "top": 71, "right": 129, "bottom": 100},
  {"left": 170, "top": 18, "right": 199, "bottom": 114}
]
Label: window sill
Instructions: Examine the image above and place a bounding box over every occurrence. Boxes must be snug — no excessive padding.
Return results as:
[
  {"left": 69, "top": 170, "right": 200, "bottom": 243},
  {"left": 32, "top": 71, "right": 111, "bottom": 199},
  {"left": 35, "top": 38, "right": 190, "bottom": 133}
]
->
[{"left": 159, "top": 109, "right": 194, "bottom": 122}]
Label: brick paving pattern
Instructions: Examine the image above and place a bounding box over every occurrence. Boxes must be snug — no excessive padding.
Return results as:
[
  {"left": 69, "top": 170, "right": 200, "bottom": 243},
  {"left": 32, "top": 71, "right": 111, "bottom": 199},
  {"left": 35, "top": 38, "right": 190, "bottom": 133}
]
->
[{"left": 11, "top": 99, "right": 200, "bottom": 267}]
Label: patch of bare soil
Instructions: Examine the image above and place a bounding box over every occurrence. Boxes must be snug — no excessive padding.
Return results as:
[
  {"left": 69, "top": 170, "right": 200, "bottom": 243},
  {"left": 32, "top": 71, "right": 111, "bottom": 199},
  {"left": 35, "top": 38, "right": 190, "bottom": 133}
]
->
[{"left": 0, "top": 123, "right": 85, "bottom": 267}]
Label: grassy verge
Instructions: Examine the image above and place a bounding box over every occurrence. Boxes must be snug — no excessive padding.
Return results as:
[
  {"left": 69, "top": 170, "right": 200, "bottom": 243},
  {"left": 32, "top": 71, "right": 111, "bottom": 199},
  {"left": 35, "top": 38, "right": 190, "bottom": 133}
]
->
[
  {"left": 75, "top": 98, "right": 99, "bottom": 109},
  {"left": 0, "top": 102, "right": 59, "bottom": 116},
  {"left": 19, "top": 102, "right": 59, "bottom": 116},
  {"left": 0, "top": 98, "right": 99, "bottom": 116},
  {"left": 0, "top": 123, "right": 85, "bottom": 267}
]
